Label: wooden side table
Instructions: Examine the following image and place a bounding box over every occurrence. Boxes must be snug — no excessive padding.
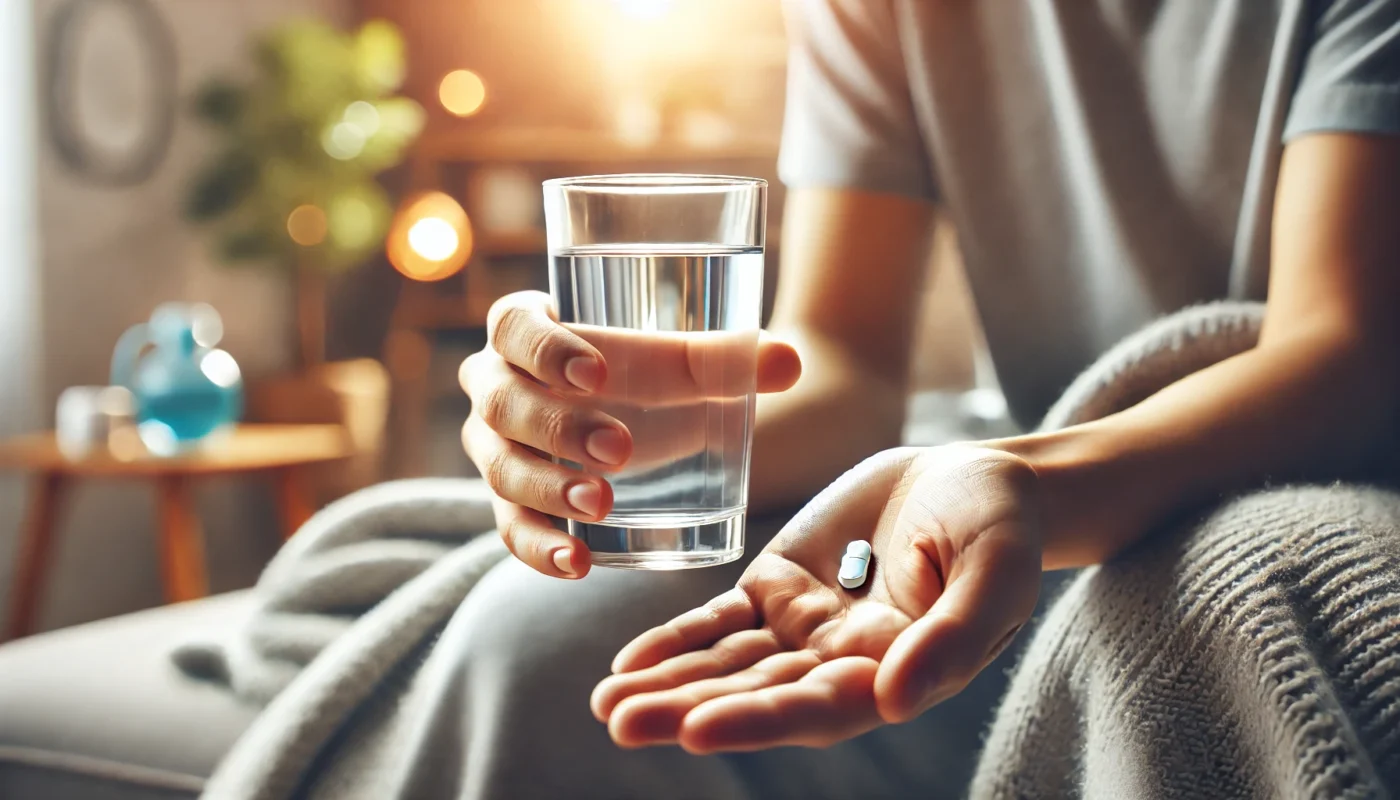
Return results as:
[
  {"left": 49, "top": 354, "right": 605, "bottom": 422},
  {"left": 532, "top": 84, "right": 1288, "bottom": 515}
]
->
[{"left": 0, "top": 423, "right": 352, "bottom": 641}]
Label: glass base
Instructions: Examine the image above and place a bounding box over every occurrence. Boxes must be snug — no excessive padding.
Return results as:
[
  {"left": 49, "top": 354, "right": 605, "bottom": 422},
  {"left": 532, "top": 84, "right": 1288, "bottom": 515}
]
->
[{"left": 569, "top": 509, "right": 745, "bottom": 570}]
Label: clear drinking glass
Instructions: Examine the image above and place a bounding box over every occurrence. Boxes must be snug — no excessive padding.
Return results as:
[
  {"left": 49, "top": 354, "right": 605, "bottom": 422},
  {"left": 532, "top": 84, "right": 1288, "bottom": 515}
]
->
[{"left": 543, "top": 174, "right": 767, "bottom": 569}]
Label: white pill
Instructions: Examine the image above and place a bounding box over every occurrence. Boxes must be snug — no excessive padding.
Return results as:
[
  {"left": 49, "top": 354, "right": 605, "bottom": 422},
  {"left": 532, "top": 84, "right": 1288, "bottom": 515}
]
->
[{"left": 838, "top": 540, "right": 872, "bottom": 589}]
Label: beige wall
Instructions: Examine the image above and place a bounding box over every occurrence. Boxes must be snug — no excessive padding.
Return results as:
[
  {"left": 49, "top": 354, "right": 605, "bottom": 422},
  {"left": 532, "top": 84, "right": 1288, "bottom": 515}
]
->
[
  {"left": 0, "top": 0, "right": 349, "bottom": 633},
  {"left": 0, "top": 0, "right": 46, "bottom": 633}
]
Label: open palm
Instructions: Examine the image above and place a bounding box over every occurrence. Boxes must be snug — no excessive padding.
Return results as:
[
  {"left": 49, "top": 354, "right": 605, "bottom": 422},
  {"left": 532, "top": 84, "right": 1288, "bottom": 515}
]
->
[{"left": 591, "top": 446, "right": 1043, "bottom": 753}]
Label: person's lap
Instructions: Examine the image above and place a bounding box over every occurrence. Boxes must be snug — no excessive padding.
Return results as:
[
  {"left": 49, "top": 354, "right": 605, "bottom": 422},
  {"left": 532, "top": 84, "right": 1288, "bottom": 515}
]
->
[{"left": 383, "top": 512, "right": 1019, "bottom": 800}]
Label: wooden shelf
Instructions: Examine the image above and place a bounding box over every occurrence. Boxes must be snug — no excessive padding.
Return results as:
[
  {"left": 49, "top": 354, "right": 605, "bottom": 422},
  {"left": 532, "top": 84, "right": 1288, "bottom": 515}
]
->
[
  {"left": 416, "top": 127, "right": 780, "bottom": 166},
  {"left": 476, "top": 229, "right": 546, "bottom": 257}
]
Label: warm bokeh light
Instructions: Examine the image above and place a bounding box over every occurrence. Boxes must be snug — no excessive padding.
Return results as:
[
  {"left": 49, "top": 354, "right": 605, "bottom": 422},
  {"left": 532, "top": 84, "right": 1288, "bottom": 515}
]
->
[
  {"left": 286, "top": 204, "right": 328, "bottom": 246},
  {"left": 407, "top": 217, "right": 460, "bottom": 262},
  {"left": 439, "top": 69, "right": 487, "bottom": 117},
  {"left": 614, "top": 0, "right": 674, "bottom": 20},
  {"left": 322, "top": 121, "right": 366, "bottom": 160},
  {"left": 387, "top": 191, "right": 473, "bottom": 281},
  {"left": 342, "top": 101, "right": 380, "bottom": 136}
]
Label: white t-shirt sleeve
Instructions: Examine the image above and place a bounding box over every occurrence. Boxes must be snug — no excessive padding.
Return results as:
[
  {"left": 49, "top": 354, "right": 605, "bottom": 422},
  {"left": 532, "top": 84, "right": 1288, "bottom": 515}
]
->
[
  {"left": 1284, "top": 0, "right": 1400, "bottom": 141},
  {"left": 777, "top": 0, "right": 937, "bottom": 200}
]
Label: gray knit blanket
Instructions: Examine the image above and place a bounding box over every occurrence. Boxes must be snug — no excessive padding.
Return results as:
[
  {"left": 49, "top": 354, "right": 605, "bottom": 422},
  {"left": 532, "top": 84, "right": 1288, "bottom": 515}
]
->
[
  {"left": 175, "top": 302, "right": 1400, "bottom": 799},
  {"left": 974, "top": 303, "right": 1400, "bottom": 799}
]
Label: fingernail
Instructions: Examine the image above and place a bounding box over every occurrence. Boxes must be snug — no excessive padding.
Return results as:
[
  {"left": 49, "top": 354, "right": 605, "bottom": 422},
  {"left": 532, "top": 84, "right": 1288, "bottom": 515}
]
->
[
  {"left": 552, "top": 547, "right": 577, "bottom": 576},
  {"left": 564, "top": 357, "right": 602, "bottom": 392},
  {"left": 567, "top": 482, "right": 603, "bottom": 518},
  {"left": 585, "top": 427, "right": 628, "bottom": 466}
]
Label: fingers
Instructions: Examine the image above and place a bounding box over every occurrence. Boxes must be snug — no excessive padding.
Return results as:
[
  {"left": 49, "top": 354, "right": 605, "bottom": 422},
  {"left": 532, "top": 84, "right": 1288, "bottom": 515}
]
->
[
  {"left": 486, "top": 291, "right": 801, "bottom": 403},
  {"left": 607, "top": 650, "right": 820, "bottom": 748},
  {"left": 873, "top": 520, "right": 1041, "bottom": 723},
  {"left": 592, "top": 629, "right": 787, "bottom": 723},
  {"left": 462, "top": 415, "right": 613, "bottom": 521},
  {"left": 610, "top": 587, "right": 760, "bottom": 673},
  {"left": 488, "top": 496, "right": 591, "bottom": 578},
  {"left": 461, "top": 351, "right": 633, "bottom": 469},
  {"left": 678, "top": 656, "right": 882, "bottom": 753},
  {"left": 488, "top": 291, "right": 606, "bottom": 391},
  {"left": 566, "top": 327, "right": 800, "bottom": 405},
  {"left": 756, "top": 332, "right": 802, "bottom": 394}
]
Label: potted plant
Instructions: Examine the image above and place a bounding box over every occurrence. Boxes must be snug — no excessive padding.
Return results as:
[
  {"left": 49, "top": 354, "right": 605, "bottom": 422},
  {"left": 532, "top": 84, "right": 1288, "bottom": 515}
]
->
[
  {"left": 185, "top": 17, "right": 422, "bottom": 366},
  {"left": 184, "top": 18, "right": 424, "bottom": 497}
]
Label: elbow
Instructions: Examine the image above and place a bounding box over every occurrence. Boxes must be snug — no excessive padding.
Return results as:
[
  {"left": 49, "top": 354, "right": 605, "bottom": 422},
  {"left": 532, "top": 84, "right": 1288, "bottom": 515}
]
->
[{"left": 1260, "top": 325, "right": 1400, "bottom": 470}]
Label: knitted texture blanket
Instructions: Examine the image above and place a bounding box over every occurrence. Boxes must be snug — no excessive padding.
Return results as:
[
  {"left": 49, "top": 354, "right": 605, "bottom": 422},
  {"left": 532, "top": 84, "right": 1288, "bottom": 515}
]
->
[{"left": 973, "top": 303, "right": 1400, "bottom": 799}]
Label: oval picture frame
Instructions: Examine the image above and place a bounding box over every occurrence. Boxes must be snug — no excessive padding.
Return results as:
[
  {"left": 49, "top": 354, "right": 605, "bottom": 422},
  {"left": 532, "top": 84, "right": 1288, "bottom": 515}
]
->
[{"left": 45, "top": 0, "right": 177, "bottom": 186}]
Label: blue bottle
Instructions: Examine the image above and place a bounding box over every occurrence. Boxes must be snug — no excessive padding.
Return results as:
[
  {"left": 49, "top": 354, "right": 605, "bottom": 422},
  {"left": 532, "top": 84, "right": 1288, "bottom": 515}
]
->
[{"left": 111, "top": 303, "right": 243, "bottom": 455}]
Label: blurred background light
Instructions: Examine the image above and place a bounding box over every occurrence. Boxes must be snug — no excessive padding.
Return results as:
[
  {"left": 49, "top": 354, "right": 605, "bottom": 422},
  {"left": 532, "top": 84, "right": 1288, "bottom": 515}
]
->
[
  {"left": 323, "top": 121, "right": 366, "bottom": 159},
  {"left": 387, "top": 191, "right": 472, "bottom": 281},
  {"left": 469, "top": 166, "right": 540, "bottom": 233},
  {"left": 438, "top": 69, "right": 487, "bottom": 117},
  {"left": 327, "top": 195, "right": 376, "bottom": 250},
  {"left": 188, "top": 302, "right": 225, "bottom": 348},
  {"left": 342, "top": 100, "right": 381, "bottom": 136},
  {"left": 199, "top": 349, "right": 242, "bottom": 388},
  {"left": 407, "top": 217, "right": 458, "bottom": 261},
  {"left": 286, "top": 204, "right": 328, "bottom": 246},
  {"left": 613, "top": 0, "right": 674, "bottom": 21}
]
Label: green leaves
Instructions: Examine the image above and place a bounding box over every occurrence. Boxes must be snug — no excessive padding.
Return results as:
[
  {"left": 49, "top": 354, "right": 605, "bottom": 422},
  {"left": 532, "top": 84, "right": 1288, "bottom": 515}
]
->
[
  {"left": 185, "top": 18, "right": 422, "bottom": 273},
  {"left": 192, "top": 81, "right": 246, "bottom": 129},
  {"left": 185, "top": 149, "right": 257, "bottom": 221},
  {"left": 354, "top": 20, "right": 407, "bottom": 94}
]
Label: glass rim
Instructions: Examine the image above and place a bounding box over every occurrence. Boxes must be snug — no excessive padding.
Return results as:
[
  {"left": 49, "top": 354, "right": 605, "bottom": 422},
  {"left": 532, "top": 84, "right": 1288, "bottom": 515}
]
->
[{"left": 543, "top": 173, "right": 767, "bottom": 190}]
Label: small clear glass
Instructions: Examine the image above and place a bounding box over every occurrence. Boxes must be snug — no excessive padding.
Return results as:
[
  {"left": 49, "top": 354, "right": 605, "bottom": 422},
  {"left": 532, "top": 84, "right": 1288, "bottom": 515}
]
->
[{"left": 543, "top": 174, "right": 767, "bottom": 569}]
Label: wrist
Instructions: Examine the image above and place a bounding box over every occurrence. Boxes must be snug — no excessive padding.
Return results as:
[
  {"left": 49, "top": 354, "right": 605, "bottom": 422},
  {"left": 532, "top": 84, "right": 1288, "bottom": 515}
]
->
[{"left": 983, "top": 421, "right": 1166, "bottom": 569}]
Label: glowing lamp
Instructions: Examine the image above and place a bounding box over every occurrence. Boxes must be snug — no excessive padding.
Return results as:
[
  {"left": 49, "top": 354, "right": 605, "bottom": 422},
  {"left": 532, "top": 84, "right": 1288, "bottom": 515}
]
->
[
  {"left": 387, "top": 191, "right": 472, "bottom": 281},
  {"left": 439, "top": 69, "right": 487, "bottom": 117}
]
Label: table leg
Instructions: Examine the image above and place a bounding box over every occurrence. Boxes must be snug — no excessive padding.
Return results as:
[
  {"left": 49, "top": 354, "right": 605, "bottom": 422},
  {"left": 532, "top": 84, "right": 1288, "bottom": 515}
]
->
[
  {"left": 5, "top": 472, "right": 66, "bottom": 641},
  {"left": 274, "top": 468, "right": 316, "bottom": 540},
  {"left": 155, "top": 476, "right": 209, "bottom": 603},
  {"left": 384, "top": 327, "right": 432, "bottom": 479}
]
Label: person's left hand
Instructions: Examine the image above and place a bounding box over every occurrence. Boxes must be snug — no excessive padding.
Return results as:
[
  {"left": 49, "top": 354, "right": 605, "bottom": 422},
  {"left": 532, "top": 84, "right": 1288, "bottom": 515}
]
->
[{"left": 591, "top": 445, "right": 1043, "bottom": 753}]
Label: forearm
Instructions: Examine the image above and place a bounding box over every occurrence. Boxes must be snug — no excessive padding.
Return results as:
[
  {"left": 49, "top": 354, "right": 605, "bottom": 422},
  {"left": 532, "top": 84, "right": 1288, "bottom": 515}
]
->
[
  {"left": 749, "top": 327, "right": 908, "bottom": 512},
  {"left": 993, "top": 329, "right": 1399, "bottom": 569},
  {"left": 749, "top": 187, "right": 936, "bottom": 512}
]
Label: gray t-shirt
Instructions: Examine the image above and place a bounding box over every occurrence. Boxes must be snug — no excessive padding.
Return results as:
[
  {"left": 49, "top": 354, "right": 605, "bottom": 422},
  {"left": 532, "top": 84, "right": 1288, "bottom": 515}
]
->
[{"left": 778, "top": 0, "right": 1400, "bottom": 428}]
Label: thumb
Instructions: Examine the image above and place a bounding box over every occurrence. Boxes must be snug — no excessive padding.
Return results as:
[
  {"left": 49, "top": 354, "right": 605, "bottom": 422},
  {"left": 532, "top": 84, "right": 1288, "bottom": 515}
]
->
[
  {"left": 756, "top": 332, "right": 801, "bottom": 394},
  {"left": 872, "top": 524, "right": 1040, "bottom": 723}
]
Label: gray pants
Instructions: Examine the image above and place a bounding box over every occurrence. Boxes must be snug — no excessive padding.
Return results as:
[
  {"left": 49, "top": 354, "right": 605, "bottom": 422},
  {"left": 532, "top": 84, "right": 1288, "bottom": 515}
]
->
[{"left": 399, "top": 512, "right": 1027, "bottom": 800}]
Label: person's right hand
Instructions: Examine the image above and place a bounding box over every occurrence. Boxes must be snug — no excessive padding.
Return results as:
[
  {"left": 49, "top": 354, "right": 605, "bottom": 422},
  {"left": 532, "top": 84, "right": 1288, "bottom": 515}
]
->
[{"left": 459, "top": 291, "right": 802, "bottom": 580}]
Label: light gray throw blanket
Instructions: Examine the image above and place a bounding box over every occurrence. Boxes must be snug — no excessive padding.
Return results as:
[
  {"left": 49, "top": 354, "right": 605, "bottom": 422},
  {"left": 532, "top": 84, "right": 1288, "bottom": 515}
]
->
[
  {"left": 173, "top": 481, "right": 511, "bottom": 796},
  {"left": 973, "top": 303, "right": 1400, "bottom": 798},
  {"left": 176, "top": 302, "right": 1400, "bottom": 799}
]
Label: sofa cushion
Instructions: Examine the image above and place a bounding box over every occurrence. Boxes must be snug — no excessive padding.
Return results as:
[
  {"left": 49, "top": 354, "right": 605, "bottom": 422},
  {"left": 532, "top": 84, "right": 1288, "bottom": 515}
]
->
[{"left": 0, "top": 593, "right": 258, "bottom": 799}]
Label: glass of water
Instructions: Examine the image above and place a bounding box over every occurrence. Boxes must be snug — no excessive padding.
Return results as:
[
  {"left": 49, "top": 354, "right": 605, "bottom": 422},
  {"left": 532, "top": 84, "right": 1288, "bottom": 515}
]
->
[{"left": 543, "top": 174, "right": 767, "bottom": 569}]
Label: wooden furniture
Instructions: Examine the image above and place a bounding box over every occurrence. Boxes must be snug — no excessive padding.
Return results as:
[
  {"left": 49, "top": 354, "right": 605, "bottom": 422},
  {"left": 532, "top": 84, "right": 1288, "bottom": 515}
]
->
[
  {"left": 244, "top": 359, "right": 391, "bottom": 504},
  {"left": 0, "top": 423, "right": 352, "bottom": 641}
]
